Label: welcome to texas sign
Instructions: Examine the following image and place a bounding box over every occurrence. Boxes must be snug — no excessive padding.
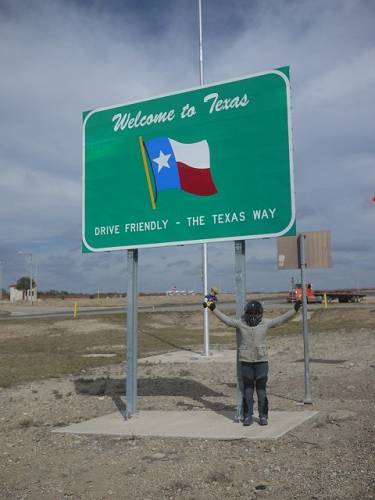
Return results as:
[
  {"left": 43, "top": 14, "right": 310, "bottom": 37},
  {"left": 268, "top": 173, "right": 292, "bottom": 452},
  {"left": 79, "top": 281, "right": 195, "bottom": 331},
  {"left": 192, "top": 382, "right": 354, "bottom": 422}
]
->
[{"left": 82, "top": 67, "right": 295, "bottom": 252}]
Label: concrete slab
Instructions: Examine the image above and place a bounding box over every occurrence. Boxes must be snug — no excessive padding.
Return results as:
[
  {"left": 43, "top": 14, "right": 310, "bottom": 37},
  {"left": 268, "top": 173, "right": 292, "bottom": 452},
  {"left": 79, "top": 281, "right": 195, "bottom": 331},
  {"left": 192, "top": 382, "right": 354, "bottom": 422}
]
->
[{"left": 54, "top": 410, "right": 318, "bottom": 440}]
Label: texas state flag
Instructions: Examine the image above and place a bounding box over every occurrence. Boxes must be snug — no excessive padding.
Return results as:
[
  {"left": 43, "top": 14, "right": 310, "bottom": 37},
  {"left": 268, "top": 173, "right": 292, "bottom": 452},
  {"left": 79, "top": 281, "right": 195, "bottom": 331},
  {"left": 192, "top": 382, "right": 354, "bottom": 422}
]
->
[{"left": 144, "top": 137, "right": 217, "bottom": 196}]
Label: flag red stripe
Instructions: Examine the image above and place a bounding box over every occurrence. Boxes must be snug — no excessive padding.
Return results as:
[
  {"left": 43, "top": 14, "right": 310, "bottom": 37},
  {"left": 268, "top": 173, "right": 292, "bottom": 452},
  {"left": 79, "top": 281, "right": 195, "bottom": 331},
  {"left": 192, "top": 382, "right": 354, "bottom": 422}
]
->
[{"left": 177, "top": 162, "right": 217, "bottom": 196}]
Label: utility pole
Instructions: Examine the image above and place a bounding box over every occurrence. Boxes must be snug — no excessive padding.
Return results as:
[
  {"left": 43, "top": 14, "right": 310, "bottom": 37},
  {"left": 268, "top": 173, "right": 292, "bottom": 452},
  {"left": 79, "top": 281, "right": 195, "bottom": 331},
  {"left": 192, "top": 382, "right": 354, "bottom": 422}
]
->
[
  {"left": 18, "top": 251, "right": 33, "bottom": 304},
  {"left": 0, "top": 260, "right": 3, "bottom": 301},
  {"left": 34, "top": 258, "right": 38, "bottom": 302}
]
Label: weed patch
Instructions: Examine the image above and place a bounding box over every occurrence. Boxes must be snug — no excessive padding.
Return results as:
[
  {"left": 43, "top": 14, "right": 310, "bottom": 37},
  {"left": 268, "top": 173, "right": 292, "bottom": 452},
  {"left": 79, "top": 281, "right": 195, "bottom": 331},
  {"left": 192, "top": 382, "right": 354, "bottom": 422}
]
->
[{"left": 0, "top": 312, "right": 233, "bottom": 387}]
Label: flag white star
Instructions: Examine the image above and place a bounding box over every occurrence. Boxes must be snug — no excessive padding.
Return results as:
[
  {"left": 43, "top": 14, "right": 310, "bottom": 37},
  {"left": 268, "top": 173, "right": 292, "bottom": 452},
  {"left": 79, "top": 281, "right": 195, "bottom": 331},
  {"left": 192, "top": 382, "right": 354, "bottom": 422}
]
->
[{"left": 153, "top": 150, "right": 171, "bottom": 173}]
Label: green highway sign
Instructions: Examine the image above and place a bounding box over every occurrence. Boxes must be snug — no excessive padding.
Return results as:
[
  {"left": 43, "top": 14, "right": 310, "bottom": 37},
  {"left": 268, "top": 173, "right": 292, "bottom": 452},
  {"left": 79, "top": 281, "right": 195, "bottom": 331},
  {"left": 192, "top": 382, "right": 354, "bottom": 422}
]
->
[{"left": 82, "top": 67, "right": 295, "bottom": 252}]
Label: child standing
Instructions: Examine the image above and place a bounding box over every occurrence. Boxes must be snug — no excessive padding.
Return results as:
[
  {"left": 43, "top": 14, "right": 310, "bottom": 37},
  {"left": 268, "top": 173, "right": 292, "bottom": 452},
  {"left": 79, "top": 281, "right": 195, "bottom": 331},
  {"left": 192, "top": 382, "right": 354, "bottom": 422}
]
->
[{"left": 205, "top": 298, "right": 301, "bottom": 426}]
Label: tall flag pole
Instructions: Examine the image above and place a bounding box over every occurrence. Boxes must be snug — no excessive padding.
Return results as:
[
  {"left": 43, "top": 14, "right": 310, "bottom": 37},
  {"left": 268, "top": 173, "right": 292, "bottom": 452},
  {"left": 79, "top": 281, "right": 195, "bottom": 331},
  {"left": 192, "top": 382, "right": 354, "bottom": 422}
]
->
[
  {"left": 198, "top": 0, "right": 204, "bottom": 86},
  {"left": 198, "top": 0, "right": 210, "bottom": 357}
]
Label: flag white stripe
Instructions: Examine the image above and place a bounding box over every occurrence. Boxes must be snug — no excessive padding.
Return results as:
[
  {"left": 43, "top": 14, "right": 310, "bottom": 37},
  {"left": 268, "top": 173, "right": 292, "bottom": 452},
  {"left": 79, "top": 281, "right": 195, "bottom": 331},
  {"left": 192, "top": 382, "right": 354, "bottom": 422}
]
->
[{"left": 169, "top": 139, "right": 210, "bottom": 169}]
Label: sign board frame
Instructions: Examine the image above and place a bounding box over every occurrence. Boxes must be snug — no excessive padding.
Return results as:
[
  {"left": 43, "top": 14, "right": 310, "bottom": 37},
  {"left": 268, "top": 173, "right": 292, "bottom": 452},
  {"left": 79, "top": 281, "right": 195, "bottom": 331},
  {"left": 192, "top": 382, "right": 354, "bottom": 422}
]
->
[
  {"left": 277, "top": 231, "right": 332, "bottom": 270},
  {"left": 82, "top": 68, "right": 295, "bottom": 252}
]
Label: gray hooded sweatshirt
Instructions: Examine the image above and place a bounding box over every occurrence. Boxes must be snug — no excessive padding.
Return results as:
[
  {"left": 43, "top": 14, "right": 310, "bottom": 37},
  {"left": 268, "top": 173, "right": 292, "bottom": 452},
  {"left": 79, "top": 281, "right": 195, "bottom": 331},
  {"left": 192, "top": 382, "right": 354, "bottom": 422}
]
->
[{"left": 212, "top": 307, "right": 296, "bottom": 363}]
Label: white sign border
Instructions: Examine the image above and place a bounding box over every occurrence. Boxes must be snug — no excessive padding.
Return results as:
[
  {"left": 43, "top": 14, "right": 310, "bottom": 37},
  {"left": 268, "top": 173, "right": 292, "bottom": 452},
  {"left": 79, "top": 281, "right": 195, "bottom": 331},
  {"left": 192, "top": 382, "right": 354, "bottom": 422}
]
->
[{"left": 82, "top": 68, "right": 295, "bottom": 252}]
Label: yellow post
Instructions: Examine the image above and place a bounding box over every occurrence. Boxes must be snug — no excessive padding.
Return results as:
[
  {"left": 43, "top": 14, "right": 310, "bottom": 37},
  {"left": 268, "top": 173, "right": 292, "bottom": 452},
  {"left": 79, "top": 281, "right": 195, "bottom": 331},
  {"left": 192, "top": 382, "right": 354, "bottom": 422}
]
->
[
  {"left": 323, "top": 293, "right": 328, "bottom": 309},
  {"left": 73, "top": 302, "right": 78, "bottom": 319},
  {"left": 139, "top": 136, "right": 156, "bottom": 210}
]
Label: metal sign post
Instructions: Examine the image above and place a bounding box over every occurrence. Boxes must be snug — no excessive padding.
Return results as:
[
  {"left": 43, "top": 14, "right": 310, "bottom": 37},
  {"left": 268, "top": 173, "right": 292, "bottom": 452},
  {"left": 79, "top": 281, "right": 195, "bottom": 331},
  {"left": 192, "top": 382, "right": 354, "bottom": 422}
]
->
[
  {"left": 125, "top": 248, "right": 138, "bottom": 418},
  {"left": 234, "top": 240, "right": 246, "bottom": 421},
  {"left": 278, "top": 231, "right": 332, "bottom": 403},
  {"left": 298, "top": 234, "right": 312, "bottom": 404},
  {"left": 198, "top": 0, "right": 210, "bottom": 356},
  {"left": 202, "top": 242, "right": 209, "bottom": 355}
]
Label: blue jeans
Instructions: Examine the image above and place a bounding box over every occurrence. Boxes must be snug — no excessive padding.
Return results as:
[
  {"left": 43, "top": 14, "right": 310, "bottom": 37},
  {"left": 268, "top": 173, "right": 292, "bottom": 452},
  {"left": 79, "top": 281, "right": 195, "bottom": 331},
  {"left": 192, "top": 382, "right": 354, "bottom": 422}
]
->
[{"left": 241, "top": 361, "right": 269, "bottom": 418}]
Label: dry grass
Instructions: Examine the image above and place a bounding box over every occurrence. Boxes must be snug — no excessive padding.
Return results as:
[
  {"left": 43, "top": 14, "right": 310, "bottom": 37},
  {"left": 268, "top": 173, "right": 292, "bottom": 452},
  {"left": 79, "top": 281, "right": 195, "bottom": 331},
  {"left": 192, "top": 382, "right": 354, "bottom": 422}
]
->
[
  {"left": 0, "top": 311, "right": 235, "bottom": 388},
  {"left": 0, "top": 305, "right": 373, "bottom": 388}
]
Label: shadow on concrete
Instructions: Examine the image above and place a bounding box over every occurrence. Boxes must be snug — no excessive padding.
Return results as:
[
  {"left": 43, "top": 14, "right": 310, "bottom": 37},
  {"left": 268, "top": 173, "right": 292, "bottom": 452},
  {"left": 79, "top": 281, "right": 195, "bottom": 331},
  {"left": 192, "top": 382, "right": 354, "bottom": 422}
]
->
[{"left": 74, "top": 377, "right": 234, "bottom": 420}]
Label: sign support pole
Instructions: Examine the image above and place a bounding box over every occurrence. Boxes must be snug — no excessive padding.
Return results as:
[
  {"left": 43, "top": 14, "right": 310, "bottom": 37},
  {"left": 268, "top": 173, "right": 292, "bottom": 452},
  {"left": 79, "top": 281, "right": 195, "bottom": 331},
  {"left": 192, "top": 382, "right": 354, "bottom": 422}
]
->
[
  {"left": 198, "top": 0, "right": 210, "bottom": 356},
  {"left": 203, "top": 242, "right": 209, "bottom": 355},
  {"left": 234, "top": 240, "right": 246, "bottom": 421},
  {"left": 298, "top": 234, "right": 313, "bottom": 404},
  {"left": 125, "top": 248, "right": 139, "bottom": 418}
]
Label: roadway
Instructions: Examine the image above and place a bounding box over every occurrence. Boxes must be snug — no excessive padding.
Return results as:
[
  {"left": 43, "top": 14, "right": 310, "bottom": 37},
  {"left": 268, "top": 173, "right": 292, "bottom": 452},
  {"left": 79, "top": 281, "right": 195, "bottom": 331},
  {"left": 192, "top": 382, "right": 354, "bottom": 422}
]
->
[
  {"left": 0, "top": 296, "right": 287, "bottom": 321},
  {"left": 0, "top": 296, "right": 372, "bottom": 321},
  {"left": 0, "top": 301, "right": 236, "bottom": 320}
]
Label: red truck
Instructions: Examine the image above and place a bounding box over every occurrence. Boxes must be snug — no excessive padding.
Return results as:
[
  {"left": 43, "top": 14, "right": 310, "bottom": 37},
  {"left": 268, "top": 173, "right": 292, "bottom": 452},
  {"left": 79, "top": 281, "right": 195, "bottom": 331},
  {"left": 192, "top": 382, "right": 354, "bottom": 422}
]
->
[
  {"left": 287, "top": 284, "right": 366, "bottom": 304},
  {"left": 288, "top": 284, "right": 317, "bottom": 303}
]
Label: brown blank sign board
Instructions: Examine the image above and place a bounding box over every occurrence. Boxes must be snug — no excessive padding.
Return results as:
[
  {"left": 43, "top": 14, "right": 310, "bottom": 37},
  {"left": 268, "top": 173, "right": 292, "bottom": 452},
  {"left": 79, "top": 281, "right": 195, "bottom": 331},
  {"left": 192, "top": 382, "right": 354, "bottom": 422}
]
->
[{"left": 277, "top": 231, "right": 331, "bottom": 269}]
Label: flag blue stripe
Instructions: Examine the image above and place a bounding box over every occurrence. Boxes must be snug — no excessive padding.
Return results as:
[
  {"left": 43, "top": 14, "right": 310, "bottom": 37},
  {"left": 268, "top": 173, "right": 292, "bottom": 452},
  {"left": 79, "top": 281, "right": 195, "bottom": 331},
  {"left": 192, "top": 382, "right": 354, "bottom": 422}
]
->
[{"left": 144, "top": 137, "right": 181, "bottom": 192}]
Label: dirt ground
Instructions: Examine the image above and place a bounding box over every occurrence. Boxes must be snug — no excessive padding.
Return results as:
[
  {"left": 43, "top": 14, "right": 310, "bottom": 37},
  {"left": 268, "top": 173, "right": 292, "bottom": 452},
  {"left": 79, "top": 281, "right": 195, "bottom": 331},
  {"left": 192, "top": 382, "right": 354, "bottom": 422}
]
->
[{"left": 0, "top": 302, "right": 374, "bottom": 499}]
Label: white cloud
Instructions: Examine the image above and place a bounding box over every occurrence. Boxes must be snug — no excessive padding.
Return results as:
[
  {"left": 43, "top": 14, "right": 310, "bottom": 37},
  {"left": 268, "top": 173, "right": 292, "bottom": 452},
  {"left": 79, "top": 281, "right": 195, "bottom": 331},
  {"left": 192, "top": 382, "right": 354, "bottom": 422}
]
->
[{"left": 1, "top": 0, "right": 374, "bottom": 292}]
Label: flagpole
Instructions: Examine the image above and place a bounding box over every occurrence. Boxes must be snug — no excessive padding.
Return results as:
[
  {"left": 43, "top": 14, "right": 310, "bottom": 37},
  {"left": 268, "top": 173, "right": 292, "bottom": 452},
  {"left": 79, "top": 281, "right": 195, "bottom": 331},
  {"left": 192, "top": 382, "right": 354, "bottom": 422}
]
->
[
  {"left": 139, "top": 136, "right": 156, "bottom": 210},
  {"left": 198, "top": 0, "right": 204, "bottom": 86},
  {"left": 198, "top": 0, "right": 210, "bottom": 357}
]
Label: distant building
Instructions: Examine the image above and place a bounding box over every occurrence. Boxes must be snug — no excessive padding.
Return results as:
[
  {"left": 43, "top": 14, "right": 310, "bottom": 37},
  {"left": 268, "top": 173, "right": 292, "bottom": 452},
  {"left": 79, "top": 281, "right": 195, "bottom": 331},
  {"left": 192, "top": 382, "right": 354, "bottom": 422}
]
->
[{"left": 9, "top": 285, "right": 37, "bottom": 303}]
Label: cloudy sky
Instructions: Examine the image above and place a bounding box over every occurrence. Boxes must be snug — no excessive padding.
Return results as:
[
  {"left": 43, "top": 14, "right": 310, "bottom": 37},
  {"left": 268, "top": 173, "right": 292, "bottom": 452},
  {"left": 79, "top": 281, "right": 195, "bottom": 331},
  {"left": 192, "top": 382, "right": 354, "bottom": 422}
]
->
[{"left": 0, "top": 0, "right": 374, "bottom": 294}]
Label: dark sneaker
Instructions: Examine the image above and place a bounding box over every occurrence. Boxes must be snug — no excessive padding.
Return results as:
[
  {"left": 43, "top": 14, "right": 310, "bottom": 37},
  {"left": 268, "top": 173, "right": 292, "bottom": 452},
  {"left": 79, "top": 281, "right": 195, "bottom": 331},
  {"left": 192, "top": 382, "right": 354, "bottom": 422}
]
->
[
  {"left": 259, "top": 416, "right": 268, "bottom": 426},
  {"left": 243, "top": 416, "right": 253, "bottom": 426}
]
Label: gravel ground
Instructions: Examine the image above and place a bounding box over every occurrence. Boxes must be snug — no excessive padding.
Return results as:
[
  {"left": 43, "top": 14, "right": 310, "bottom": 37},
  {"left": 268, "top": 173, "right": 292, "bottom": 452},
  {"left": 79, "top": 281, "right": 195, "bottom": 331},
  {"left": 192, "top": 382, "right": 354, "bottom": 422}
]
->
[{"left": 0, "top": 315, "right": 374, "bottom": 499}]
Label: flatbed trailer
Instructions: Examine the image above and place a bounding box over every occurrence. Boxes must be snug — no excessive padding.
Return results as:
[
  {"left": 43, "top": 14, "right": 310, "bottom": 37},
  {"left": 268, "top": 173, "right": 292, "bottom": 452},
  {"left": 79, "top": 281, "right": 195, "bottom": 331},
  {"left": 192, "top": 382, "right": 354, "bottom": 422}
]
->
[
  {"left": 314, "top": 289, "right": 366, "bottom": 303},
  {"left": 287, "top": 285, "right": 366, "bottom": 303}
]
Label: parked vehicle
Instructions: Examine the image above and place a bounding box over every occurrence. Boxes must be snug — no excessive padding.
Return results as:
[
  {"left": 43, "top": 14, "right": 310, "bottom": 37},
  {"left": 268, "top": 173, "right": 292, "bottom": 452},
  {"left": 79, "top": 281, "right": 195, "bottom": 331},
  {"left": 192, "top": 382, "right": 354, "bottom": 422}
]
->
[
  {"left": 287, "top": 283, "right": 319, "bottom": 303},
  {"left": 287, "top": 284, "right": 366, "bottom": 303}
]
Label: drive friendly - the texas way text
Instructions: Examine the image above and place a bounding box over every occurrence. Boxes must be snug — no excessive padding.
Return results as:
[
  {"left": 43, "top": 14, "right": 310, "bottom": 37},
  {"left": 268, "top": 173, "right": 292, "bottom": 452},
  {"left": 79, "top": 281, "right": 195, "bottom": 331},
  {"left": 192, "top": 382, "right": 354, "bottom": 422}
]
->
[{"left": 93, "top": 208, "right": 277, "bottom": 236}]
